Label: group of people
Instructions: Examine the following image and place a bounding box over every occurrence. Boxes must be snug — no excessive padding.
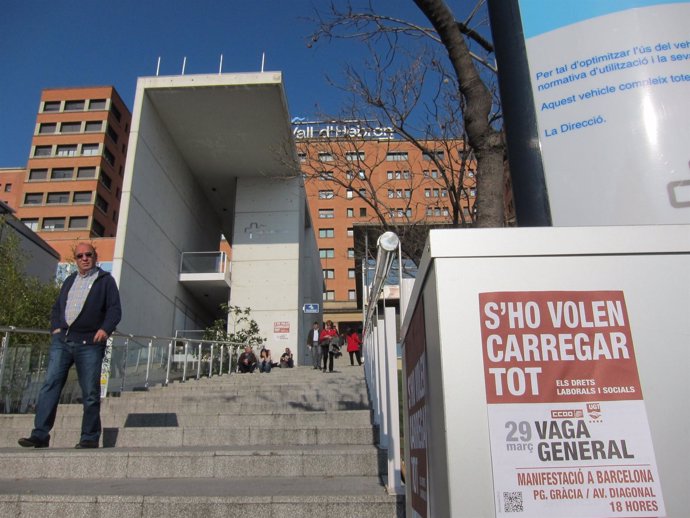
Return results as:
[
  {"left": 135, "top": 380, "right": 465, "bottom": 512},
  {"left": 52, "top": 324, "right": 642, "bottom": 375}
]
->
[
  {"left": 17, "top": 246, "right": 361, "bottom": 451},
  {"left": 237, "top": 345, "right": 294, "bottom": 373},
  {"left": 306, "top": 320, "right": 363, "bottom": 373}
]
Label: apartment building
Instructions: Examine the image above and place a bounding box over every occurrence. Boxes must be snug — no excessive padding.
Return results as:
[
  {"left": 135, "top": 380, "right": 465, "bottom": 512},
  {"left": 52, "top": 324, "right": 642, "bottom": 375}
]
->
[
  {"left": 0, "top": 167, "right": 25, "bottom": 209},
  {"left": 13, "top": 86, "right": 131, "bottom": 261},
  {"left": 296, "top": 126, "right": 479, "bottom": 328}
]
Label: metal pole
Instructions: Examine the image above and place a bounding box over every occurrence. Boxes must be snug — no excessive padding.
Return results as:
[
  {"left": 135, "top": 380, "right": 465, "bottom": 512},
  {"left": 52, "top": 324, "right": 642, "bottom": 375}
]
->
[
  {"left": 144, "top": 339, "right": 153, "bottom": 388},
  {"left": 182, "top": 340, "right": 189, "bottom": 382},
  {"left": 165, "top": 340, "right": 172, "bottom": 386},
  {"left": 196, "top": 342, "right": 202, "bottom": 380}
]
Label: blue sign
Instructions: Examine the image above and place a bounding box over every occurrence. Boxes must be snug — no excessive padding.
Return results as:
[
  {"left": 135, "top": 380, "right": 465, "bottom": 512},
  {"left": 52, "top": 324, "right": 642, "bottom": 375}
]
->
[{"left": 302, "top": 303, "right": 320, "bottom": 314}]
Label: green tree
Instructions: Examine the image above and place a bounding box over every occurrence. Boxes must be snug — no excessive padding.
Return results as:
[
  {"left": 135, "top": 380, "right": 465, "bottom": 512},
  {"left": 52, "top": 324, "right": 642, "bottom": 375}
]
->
[
  {"left": 0, "top": 218, "right": 60, "bottom": 329},
  {"left": 203, "top": 304, "right": 266, "bottom": 348}
]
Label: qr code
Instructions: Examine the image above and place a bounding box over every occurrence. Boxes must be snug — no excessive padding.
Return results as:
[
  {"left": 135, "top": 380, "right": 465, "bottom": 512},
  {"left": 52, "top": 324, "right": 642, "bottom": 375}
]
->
[{"left": 503, "top": 491, "right": 524, "bottom": 513}]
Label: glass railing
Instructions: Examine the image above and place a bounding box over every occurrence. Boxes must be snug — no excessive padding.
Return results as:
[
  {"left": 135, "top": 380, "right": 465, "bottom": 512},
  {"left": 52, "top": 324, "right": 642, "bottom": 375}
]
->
[
  {"left": 179, "top": 251, "right": 229, "bottom": 274},
  {"left": 0, "top": 326, "right": 247, "bottom": 414}
]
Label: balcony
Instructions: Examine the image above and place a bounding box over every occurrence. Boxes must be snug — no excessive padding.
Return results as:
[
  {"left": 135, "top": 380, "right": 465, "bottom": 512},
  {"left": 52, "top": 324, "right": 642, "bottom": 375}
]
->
[{"left": 179, "top": 251, "right": 231, "bottom": 315}]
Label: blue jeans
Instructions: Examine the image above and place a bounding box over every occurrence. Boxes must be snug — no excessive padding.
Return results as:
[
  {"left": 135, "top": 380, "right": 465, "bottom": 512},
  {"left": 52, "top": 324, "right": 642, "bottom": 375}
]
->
[
  {"left": 260, "top": 360, "right": 272, "bottom": 373},
  {"left": 32, "top": 334, "right": 106, "bottom": 443}
]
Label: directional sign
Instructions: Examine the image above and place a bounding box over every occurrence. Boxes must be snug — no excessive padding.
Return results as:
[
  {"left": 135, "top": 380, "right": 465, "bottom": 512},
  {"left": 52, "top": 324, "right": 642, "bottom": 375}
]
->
[{"left": 303, "top": 303, "right": 320, "bottom": 314}]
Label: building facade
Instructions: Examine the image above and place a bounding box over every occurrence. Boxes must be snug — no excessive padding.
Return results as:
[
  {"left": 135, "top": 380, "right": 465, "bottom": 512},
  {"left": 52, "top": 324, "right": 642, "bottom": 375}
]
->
[
  {"left": 12, "top": 86, "right": 131, "bottom": 262},
  {"left": 296, "top": 129, "right": 479, "bottom": 328}
]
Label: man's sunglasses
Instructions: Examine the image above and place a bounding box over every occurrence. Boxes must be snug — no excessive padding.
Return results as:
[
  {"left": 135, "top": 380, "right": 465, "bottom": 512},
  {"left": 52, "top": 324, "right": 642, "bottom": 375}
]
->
[{"left": 75, "top": 252, "right": 94, "bottom": 259}]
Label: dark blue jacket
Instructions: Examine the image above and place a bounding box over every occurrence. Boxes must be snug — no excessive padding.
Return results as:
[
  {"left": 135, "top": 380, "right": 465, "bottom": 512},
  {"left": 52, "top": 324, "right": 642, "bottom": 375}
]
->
[{"left": 50, "top": 268, "right": 122, "bottom": 344}]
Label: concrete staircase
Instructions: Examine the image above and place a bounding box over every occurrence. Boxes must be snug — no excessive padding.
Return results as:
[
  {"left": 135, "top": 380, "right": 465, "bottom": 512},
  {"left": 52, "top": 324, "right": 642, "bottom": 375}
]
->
[{"left": 0, "top": 361, "right": 404, "bottom": 517}]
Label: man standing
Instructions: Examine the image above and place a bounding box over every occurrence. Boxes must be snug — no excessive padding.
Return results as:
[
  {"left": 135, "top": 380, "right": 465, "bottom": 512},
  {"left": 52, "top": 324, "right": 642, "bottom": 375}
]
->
[
  {"left": 306, "top": 321, "right": 321, "bottom": 369},
  {"left": 19, "top": 242, "right": 121, "bottom": 449}
]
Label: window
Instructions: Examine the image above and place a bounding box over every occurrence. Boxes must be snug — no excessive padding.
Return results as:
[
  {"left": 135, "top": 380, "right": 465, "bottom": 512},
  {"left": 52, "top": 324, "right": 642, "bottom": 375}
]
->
[
  {"left": 91, "top": 219, "right": 105, "bottom": 237},
  {"left": 46, "top": 192, "right": 70, "bottom": 204},
  {"left": 358, "top": 189, "right": 366, "bottom": 197},
  {"left": 42, "top": 101, "right": 60, "bottom": 112},
  {"left": 297, "top": 152, "right": 306, "bottom": 163},
  {"left": 319, "top": 228, "right": 334, "bottom": 238},
  {"left": 359, "top": 207, "right": 367, "bottom": 217},
  {"left": 69, "top": 216, "right": 89, "bottom": 229},
  {"left": 433, "top": 188, "right": 439, "bottom": 198},
  {"left": 435, "top": 207, "right": 441, "bottom": 216},
  {"left": 318, "top": 209, "right": 334, "bottom": 219},
  {"left": 106, "top": 125, "right": 118, "bottom": 142},
  {"left": 345, "top": 151, "right": 365, "bottom": 161},
  {"left": 103, "top": 147, "right": 115, "bottom": 165},
  {"left": 24, "top": 193, "right": 43, "bottom": 205},
  {"left": 38, "top": 123, "right": 57, "bottom": 134},
  {"left": 64, "top": 100, "right": 85, "bottom": 111},
  {"left": 4, "top": 183, "right": 12, "bottom": 192},
  {"left": 423, "top": 150, "right": 445, "bottom": 161},
  {"left": 42, "top": 217, "right": 65, "bottom": 230},
  {"left": 77, "top": 167, "right": 96, "bottom": 179},
  {"left": 426, "top": 207, "right": 433, "bottom": 216},
  {"left": 110, "top": 104, "right": 122, "bottom": 122},
  {"left": 386, "top": 151, "right": 408, "bottom": 161},
  {"left": 470, "top": 188, "right": 477, "bottom": 197},
  {"left": 323, "top": 269, "right": 335, "bottom": 279},
  {"left": 403, "top": 170, "right": 411, "bottom": 179},
  {"left": 28, "top": 169, "right": 48, "bottom": 181},
  {"left": 318, "top": 190, "right": 334, "bottom": 199},
  {"left": 425, "top": 189, "right": 431, "bottom": 198},
  {"left": 346, "top": 171, "right": 355, "bottom": 180},
  {"left": 346, "top": 208, "right": 354, "bottom": 218},
  {"left": 89, "top": 99, "right": 106, "bottom": 110},
  {"left": 467, "top": 171, "right": 475, "bottom": 178},
  {"left": 386, "top": 171, "right": 393, "bottom": 180},
  {"left": 85, "top": 121, "right": 102, "bottom": 132},
  {"left": 73, "top": 191, "right": 92, "bottom": 203},
  {"left": 347, "top": 248, "right": 355, "bottom": 258},
  {"left": 396, "top": 189, "right": 403, "bottom": 198},
  {"left": 56, "top": 145, "right": 77, "bottom": 157},
  {"left": 431, "top": 170, "right": 439, "bottom": 178},
  {"left": 319, "top": 248, "right": 335, "bottom": 259},
  {"left": 348, "top": 290, "right": 356, "bottom": 301},
  {"left": 99, "top": 172, "right": 112, "bottom": 190},
  {"left": 441, "top": 189, "right": 448, "bottom": 197},
  {"left": 82, "top": 144, "right": 100, "bottom": 156},
  {"left": 318, "top": 171, "right": 334, "bottom": 180},
  {"left": 348, "top": 269, "right": 355, "bottom": 279},
  {"left": 388, "top": 189, "right": 394, "bottom": 199},
  {"left": 442, "top": 207, "right": 449, "bottom": 216},
  {"left": 33, "top": 146, "right": 52, "bottom": 157},
  {"left": 357, "top": 170, "right": 366, "bottom": 179},
  {"left": 318, "top": 152, "right": 333, "bottom": 162},
  {"left": 95, "top": 194, "right": 109, "bottom": 213},
  {"left": 347, "top": 227, "right": 353, "bottom": 237},
  {"left": 60, "top": 122, "right": 81, "bottom": 133},
  {"left": 22, "top": 219, "right": 39, "bottom": 231},
  {"left": 324, "top": 291, "right": 335, "bottom": 301},
  {"left": 51, "top": 168, "right": 73, "bottom": 180},
  {"left": 405, "top": 189, "right": 411, "bottom": 198},
  {"left": 406, "top": 208, "right": 412, "bottom": 217},
  {"left": 346, "top": 189, "right": 353, "bottom": 199}
]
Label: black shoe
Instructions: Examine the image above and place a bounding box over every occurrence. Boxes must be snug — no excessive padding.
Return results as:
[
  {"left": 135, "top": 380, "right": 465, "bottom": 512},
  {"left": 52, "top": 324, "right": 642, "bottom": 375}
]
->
[
  {"left": 18, "top": 436, "right": 49, "bottom": 448},
  {"left": 75, "top": 440, "right": 99, "bottom": 449}
]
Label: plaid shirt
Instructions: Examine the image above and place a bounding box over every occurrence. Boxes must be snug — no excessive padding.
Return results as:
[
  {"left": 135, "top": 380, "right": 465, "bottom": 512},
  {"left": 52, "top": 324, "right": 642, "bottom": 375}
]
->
[{"left": 65, "top": 267, "right": 98, "bottom": 326}]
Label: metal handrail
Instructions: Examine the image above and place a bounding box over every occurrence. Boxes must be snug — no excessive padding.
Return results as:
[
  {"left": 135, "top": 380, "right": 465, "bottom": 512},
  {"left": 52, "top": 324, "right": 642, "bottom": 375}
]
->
[
  {"left": 0, "top": 326, "right": 251, "bottom": 414},
  {"left": 361, "top": 231, "right": 404, "bottom": 495}
]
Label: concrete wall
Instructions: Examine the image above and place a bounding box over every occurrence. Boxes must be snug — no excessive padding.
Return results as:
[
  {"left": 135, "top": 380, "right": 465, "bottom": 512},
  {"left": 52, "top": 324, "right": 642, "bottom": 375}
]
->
[
  {"left": 231, "top": 176, "right": 321, "bottom": 364},
  {"left": 113, "top": 85, "right": 222, "bottom": 337}
]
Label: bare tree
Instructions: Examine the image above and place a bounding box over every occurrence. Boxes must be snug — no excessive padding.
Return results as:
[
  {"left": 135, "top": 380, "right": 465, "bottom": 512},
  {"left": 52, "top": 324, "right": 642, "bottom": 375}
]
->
[{"left": 308, "top": 0, "right": 508, "bottom": 228}]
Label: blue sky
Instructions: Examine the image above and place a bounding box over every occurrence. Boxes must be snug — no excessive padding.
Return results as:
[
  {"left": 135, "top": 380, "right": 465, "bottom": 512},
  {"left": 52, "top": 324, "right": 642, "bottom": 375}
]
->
[{"left": 0, "top": 0, "right": 433, "bottom": 167}]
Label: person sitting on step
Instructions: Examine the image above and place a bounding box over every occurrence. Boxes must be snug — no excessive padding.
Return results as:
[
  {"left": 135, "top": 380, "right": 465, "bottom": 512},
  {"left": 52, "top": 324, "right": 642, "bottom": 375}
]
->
[{"left": 237, "top": 346, "right": 257, "bottom": 373}]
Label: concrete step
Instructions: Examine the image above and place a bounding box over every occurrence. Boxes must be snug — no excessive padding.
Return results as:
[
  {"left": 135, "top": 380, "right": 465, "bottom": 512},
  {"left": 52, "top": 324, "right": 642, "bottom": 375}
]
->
[
  {"left": 1, "top": 409, "right": 372, "bottom": 429},
  {"left": 0, "top": 445, "right": 384, "bottom": 479},
  {"left": 2, "top": 424, "right": 377, "bottom": 448},
  {"left": 0, "top": 476, "right": 404, "bottom": 517}
]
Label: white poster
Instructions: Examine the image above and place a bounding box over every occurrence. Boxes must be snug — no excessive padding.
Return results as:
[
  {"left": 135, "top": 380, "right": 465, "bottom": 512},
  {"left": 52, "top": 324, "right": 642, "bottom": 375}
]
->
[
  {"left": 479, "top": 291, "right": 665, "bottom": 517},
  {"left": 518, "top": 0, "right": 690, "bottom": 225}
]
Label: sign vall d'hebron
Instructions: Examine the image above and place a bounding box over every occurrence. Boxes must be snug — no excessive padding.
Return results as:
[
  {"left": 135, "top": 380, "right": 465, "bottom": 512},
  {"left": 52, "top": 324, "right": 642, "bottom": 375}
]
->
[
  {"left": 479, "top": 291, "right": 665, "bottom": 517},
  {"left": 292, "top": 119, "right": 395, "bottom": 140}
]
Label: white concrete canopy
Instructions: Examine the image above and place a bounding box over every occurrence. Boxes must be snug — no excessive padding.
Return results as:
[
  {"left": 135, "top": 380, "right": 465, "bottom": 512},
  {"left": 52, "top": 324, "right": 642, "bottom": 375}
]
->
[{"left": 112, "top": 72, "right": 322, "bottom": 362}]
